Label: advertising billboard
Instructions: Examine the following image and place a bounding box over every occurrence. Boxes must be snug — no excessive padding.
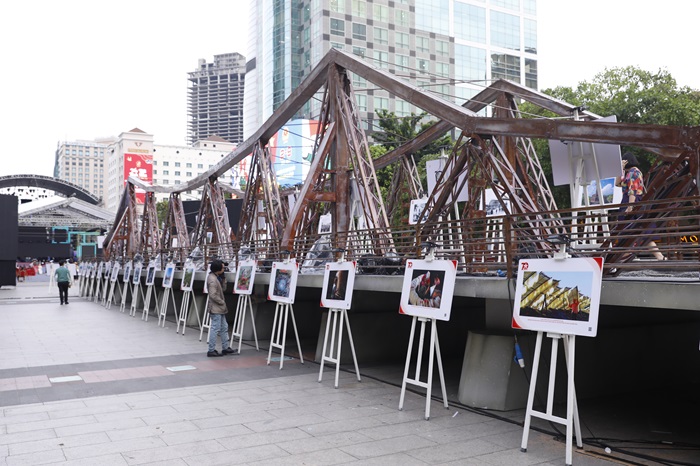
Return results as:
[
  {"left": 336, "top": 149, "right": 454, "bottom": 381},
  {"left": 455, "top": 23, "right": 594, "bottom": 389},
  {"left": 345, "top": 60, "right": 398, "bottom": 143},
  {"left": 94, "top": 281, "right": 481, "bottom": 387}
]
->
[{"left": 124, "top": 153, "right": 153, "bottom": 203}]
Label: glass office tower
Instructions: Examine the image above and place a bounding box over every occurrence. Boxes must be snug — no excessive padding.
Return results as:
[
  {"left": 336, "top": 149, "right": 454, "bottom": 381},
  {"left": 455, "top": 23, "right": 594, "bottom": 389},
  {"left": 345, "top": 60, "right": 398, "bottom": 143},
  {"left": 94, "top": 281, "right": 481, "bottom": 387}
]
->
[{"left": 243, "top": 0, "right": 538, "bottom": 138}]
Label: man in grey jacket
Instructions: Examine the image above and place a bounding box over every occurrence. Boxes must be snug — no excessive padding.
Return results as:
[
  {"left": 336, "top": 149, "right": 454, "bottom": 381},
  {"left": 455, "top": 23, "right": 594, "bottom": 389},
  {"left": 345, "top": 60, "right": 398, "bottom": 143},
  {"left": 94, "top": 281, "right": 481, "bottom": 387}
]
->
[{"left": 207, "top": 260, "right": 237, "bottom": 357}]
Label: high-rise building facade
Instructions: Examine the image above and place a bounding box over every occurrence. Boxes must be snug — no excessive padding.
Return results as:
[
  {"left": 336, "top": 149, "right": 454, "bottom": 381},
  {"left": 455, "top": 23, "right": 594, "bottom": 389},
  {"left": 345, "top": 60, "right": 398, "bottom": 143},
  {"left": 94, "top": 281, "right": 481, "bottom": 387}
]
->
[
  {"left": 243, "top": 0, "right": 537, "bottom": 138},
  {"left": 54, "top": 138, "right": 116, "bottom": 201},
  {"left": 188, "top": 53, "right": 247, "bottom": 145}
]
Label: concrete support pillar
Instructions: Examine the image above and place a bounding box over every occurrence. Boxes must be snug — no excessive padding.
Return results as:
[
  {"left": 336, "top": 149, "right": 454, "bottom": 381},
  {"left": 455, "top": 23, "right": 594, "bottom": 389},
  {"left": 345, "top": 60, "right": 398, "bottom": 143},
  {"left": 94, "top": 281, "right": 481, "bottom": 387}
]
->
[{"left": 458, "top": 331, "right": 529, "bottom": 411}]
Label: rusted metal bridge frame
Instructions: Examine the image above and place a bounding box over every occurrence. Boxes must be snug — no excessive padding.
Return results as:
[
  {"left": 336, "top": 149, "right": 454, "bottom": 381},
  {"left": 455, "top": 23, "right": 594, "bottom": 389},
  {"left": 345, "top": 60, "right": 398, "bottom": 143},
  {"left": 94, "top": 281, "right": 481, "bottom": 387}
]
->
[{"left": 104, "top": 49, "right": 699, "bottom": 272}]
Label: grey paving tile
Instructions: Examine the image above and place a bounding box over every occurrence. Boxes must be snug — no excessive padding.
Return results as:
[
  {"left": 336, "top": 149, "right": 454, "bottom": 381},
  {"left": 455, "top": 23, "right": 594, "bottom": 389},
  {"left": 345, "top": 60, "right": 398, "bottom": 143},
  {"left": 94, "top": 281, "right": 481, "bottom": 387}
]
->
[
  {"left": 63, "top": 436, "right": 166, "bottom": 460},
  {"left": 0, "top": 428, "right": 57, "bottom": 445},
  {"left": 184, "top": 443, "right": 289, "bottom": 465},
  {"left": 277, "top": 430, "right": 373, "bottom": 455},
  {"left": 216, "top": 427, "right": 312, "bottom": 450},
  {"left": 6, "top": 414, "right": 97, "bottom": 434},
  {"left": 106, "top": 420, "right": 200, "bottom": 442},
  {"left": 364, "top": 417, "right": 453, "bottom": 441},
  {"left": 45, "top": 453, "right": 129, "bottom": 466},
  {"left": 47, "top": 403, "right": 130, "bottom": 419},
  {"left": 94, "top": 406, "right": 179, "bottom": 423},
  {"left": 168, "top": 396, "right": 250, "bottom": 414},
  {"left": 159, "top": 423, "right": 252, "bottom": 446},
  {"left": 141, "top": 408, "right": 225, "bottom": 426},
  {"left": 341, "top": 452, "right": 430, "bottom": 465},
  {"left": 216, "top": 398, "right": 296, "bottom": 416},
  {"left": 339, "top": 434, "right": 437, "bottom": 459},
  {"left": 192, "top": 409, "right": 276, "bottom": 430},
  {"left": 0, "top": 412, "right": 50, "bottom": 427},
  {"left": 2, "top": 400, "right": 87, "bottom": 417},
  {"left": 298, "top": 415, "right": 387, "bottom": 437},
  {"left": 408, "top": 438, "right": 505, "bottom": 463},
  {"left": 55, "top": 418, "right": 147, "bottom": 437},
  {"left": 243, "top": 413, "right": 330, "bottom": 433},
  {"left": 8, "top": 432, "right": 110, "bottom": 456},
  {"left": 247, "top": 447, "right": 357, "bottom": 465},
  {"left": 5, "top": 448, "right": 66, "bottom": 466},
  {"left": 121, "top": 439, "right": 227, "bottom": 465}
]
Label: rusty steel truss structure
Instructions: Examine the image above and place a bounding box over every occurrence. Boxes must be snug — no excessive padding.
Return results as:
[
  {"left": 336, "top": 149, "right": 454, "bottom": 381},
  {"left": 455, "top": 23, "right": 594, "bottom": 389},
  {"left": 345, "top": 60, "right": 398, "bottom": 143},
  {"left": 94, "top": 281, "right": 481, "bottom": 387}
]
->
[{"left": 104, "top": 49, "right": 699, "bottom": 275}]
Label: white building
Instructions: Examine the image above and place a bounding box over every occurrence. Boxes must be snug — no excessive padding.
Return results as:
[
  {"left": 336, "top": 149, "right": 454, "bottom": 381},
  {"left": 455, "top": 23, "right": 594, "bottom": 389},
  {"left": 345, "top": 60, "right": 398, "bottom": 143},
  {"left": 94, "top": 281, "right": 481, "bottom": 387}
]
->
[{"left": 54, "top": 137, "right": 116, "bottom": 201}]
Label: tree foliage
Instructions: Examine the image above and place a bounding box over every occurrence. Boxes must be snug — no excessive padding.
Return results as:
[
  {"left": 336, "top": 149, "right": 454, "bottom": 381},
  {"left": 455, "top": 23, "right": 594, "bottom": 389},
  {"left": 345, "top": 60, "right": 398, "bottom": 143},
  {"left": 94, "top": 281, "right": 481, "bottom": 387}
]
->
[
  {"left": 520, "top": 66, "right": 700, "bottom": 208},
  {"left": 370, "top": 110, "right": 452, "bottom": 226}
]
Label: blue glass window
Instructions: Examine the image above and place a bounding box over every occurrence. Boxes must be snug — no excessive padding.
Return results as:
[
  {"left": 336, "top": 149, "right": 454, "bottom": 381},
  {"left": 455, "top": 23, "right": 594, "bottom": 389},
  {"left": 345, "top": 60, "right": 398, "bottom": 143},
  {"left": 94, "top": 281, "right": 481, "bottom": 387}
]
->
[
  {"left": 455, "top": 45, "right": 487, "bottom": 82},
  {"left": 454, "top": 2, "right": 486, "bottom": 44},
  {"left": 491, "top": 11, "right": 520, "bottom": 50}
]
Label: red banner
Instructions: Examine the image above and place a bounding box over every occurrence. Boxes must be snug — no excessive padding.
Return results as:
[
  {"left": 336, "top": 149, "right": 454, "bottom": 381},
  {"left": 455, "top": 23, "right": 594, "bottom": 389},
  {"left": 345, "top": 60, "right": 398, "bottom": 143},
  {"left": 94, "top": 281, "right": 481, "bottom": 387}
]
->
[{"left": 123, "top": 153, "right": 153, "bottom": 203}]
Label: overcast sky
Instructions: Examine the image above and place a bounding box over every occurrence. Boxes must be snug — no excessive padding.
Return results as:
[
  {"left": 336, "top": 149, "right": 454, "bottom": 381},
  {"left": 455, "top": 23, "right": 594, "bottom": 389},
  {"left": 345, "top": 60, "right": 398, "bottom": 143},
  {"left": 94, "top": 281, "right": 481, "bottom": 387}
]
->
[{"left": 1, "top": 0, "right": 697, "bottom": 178}]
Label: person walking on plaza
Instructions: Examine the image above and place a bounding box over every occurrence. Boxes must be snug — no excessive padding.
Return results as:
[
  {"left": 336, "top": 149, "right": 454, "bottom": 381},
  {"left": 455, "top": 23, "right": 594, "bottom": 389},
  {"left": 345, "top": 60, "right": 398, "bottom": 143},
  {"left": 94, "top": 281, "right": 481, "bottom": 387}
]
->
[
  {"left": 54, "top": 260, "right": 72, "bottom": 305},
  {"left": 206, "top": 260, "right": 236, "bottom": 357}
]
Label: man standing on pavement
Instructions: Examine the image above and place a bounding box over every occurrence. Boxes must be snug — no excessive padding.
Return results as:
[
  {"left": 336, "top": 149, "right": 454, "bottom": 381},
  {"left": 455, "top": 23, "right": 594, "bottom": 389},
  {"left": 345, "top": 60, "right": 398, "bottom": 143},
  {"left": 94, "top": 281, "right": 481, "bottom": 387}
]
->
[
  {"left": 54, "top": 260, "right": 72, "bottom": 305},
  {"left": 207, "top": 260, "right": 237, "bottom": 357}
]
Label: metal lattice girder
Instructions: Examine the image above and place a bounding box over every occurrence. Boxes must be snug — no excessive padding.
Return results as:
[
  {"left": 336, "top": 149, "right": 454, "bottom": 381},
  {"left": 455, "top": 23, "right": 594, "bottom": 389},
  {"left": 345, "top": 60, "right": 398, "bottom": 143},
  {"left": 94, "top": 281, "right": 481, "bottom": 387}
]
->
[
  {"left": 103, "top": 183, "right": 139, "bottom": 260},
  {"left": 139, "top": 191, "right": 160, "bottom": 258},
  {"left": 161, "top": 192, "right": 190, "bottom": 262},
  {"left": 281, "top": 65, "right": 394, "bottom": 255},
  {"left": 238, "top": 141, "right": 288, "bottom": 249},
  {"left": 192, "top": 178, "right": 235, "bottom": 260}
]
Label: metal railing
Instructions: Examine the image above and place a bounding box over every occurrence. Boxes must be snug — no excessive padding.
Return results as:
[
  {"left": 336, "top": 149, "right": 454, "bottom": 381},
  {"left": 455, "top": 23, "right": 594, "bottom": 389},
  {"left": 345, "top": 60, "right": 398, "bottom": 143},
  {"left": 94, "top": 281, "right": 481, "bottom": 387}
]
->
[{"left": 149, "top": 196, "right": 700, "bottom": 278}]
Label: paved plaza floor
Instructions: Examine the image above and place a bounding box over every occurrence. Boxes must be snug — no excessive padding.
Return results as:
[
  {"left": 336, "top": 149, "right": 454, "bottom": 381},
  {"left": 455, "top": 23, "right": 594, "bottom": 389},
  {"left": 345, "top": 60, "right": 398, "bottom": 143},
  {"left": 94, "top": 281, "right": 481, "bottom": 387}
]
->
[{"left": 0, "top": 279, "right": 693, "bottom": 465}]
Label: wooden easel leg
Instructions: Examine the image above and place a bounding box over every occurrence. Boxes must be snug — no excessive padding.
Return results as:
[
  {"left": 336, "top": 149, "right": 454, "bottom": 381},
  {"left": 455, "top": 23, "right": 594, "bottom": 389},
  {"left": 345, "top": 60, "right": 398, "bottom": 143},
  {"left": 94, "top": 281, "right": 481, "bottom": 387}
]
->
[
  {"left": 318, "top": 309, "right": 334, "bottom": 382},
  {"left": 200, "top": 296, "right": 211, "bottom": 342},
  {"left": 288, "top": 304, "right": 304, "bottom": 365},
  {"left": 399, "top": 316, "right": 418, "bottom": 411},
  {"left": 343, "top": 309, "right": 361, "bottom": 382},
  {"left": 334, "top": 309, "right": 344, "bottom": 389},
  {"left": 433, "top": 320, "right": 448, "bottom": 410},
  {"left": 267, "top": 303, "right": 281, "bottom": 366},
  {"left": 563, "top": 335, "right": 583, "bottom": 450},
  {"left": 230, "top": 296, "right": 245, "bottom": 351},
  {"left": 247, "top": 296, "right": 259, "bottom": 351},
  {"left": 521, "top": 331, "right": 543, "bottom": 452}
]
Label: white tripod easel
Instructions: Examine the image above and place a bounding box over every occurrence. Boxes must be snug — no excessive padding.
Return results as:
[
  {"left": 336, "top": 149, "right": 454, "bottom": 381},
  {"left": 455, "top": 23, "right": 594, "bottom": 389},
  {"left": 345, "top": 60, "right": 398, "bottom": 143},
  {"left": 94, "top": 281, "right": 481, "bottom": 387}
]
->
[
  {"left": 119, "top": 265, "right": 132, "bottom": 313},
  {"left": 230, "top": 294, "right": 259, "bottom": 353},
  {"left": 520, "top": 238, "right": 582, "bottom": 466},
  {"left": 142, "top": 271, "right": 160, "bottom": 321},
  {"left": 105, "top": 264, "right": 120, "bottom": 309},
  {"left": 318, "top": 250, "right": 360, "bottom": 388},
  {"left": 93, "top": 264, "right": 104, "bottom": 303},
  {"left": 267, "top": 255, "right": 303, "bottom": 370},
  {"left": 129, "top": 269, "right": 145, "bottom": 317},
  {"left": 101, "top": 263, "right": 112, "bottom": 306},
  {"left": 158, "top": 266, "right": 177, "bottom": 328},
  {"left": 176, "top": 287, "right": 201, "bottom": 335},
  {"left": 398, "top": 244, "right": 449, "bottom": 420}
]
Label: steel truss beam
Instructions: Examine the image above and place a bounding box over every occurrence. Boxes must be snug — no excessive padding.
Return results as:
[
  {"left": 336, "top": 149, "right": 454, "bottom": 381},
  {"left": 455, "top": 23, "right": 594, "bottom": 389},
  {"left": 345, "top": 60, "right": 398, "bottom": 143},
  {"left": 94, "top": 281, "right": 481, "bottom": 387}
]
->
[
  {"left": 103, "top": 183, "right": 138, "bottom": 260},
  {"left": 192, "top": 178, "right": 235, "bottom": 261},
  {"left": 139, "top": 191, "right": 160, "bottom": 259},
  {"left": 161, "top": 192, "right": 190, "bottom": 263}
]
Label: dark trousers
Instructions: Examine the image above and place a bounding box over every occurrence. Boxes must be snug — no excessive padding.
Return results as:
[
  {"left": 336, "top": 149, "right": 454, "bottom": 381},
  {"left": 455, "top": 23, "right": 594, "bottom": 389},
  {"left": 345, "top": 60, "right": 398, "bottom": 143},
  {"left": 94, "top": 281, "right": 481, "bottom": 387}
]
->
[{"left": 58, "top": 281, "right": 70, "bottom": 304}]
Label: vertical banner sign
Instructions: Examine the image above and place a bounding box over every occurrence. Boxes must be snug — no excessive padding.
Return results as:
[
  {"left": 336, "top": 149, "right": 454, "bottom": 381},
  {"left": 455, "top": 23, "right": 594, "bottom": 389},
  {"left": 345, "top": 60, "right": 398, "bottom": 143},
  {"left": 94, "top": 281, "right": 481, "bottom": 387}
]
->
[{"left": 124, "top": 153, "right": 153, "bottom": 203}]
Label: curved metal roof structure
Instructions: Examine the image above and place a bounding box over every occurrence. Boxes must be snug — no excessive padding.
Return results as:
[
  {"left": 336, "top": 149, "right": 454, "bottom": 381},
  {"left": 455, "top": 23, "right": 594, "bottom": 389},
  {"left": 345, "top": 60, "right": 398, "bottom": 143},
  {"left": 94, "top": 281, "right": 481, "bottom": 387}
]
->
[{"left": 0, "top": 174, "right": 99, "bottom": 204}]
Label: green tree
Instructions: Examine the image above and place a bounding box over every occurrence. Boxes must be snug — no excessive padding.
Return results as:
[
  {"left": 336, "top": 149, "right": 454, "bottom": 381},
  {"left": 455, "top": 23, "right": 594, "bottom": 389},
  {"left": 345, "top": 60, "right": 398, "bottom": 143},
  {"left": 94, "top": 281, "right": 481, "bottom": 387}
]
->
[
  {"left": 156, "top": 200, "right": 169, "bottom": 228},
  {"left": 371, "top": 110, "right": 452, "bottom": 225},
  {"left": 521, "top": 66, "right": 700, "bottom": 208}
]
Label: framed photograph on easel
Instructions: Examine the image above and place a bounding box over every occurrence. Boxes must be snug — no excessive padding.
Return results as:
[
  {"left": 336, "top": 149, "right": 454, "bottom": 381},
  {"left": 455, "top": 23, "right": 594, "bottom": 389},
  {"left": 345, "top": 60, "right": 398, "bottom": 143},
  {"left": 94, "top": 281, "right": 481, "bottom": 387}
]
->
[
  {"left": 110, "top": 263, "right": 120, "bottom": 282},
  {"left": 512, "top": 257, "right": 603, "bottom": 337},
  {"left": 162, "top": 263, "right": 175, "bottom": 289},
  {"left": 145, "top": 263, "right": 156, "bottom": 286},
  {"left": 320, "top": 261, "right": 356, "bottom": 310},
  {"left": 122, "top": 262, "right": 132, "bottom": 284},
  {"left": 234, "top": 259, "right": 256, "bottom": 295},
  {"left": 132, "top": 263, "right": 143, "bottom": 285},
  {"left": 399, "top": 259, "right": 458, "bottom": 321},
  {"left": 181, "top": 266, "right": 196, "bottom": 292},
  {"left": 267, "top": 260, "right": 298, "bottom": 304}
]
